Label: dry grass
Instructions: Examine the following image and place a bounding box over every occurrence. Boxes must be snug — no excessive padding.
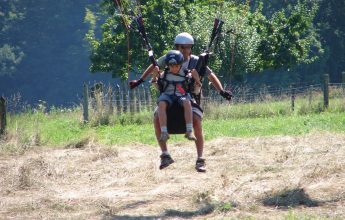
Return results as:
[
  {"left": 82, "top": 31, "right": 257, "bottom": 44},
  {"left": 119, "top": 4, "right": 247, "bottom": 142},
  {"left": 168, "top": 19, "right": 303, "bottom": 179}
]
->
[{"left": 0, "top": 132, "right": 345, "bottom": 219}]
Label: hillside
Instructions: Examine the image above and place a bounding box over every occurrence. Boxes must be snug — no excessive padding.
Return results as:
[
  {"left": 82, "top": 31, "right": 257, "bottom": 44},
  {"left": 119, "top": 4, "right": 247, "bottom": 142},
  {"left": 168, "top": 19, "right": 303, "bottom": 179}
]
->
[{"left": 1, "top": 132, "right": 344, "bottom": 219}]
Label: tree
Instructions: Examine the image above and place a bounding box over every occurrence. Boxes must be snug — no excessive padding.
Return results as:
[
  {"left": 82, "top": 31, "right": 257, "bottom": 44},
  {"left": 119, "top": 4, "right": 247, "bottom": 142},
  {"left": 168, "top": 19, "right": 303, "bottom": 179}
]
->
[
  {"left": 0, "top": 0, "right": 25, "bottom": 76},
  {"left": 85, "top": 0, "right": 321, "bottom": 82},
  {"left": 315, "top": 0, "right": 345, "bottom": 82},
  {"left": 85, "top": 0, "right": 191, "bottom": 79},
  {"left": 255, "top": 1, "right": 321, "bottom": 70},
  {"left": 0, "top": 0, "right": 99, "bottom": 106}
]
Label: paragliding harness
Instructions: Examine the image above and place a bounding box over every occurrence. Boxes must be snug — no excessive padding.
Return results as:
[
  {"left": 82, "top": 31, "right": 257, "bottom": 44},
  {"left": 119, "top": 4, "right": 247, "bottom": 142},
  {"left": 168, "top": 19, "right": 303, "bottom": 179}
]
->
[
  {"left": 161, "top": 18, "right": 224, "bottom": 134},
  {"left": 157, "top": 69, "right": 192, "bottom": 95},
  {"left": 155, "top": 67, "right": 199, "bottom": 134},
  {"left": 160, "top": 18, "right": 224, "bottom": 133},
  {"left": 126, "top": 14, "right": 194, "bottom": 134}
]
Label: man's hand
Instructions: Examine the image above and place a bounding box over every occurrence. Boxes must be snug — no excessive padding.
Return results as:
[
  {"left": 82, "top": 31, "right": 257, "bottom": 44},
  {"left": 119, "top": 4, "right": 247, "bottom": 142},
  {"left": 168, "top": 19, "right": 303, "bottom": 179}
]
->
[
  {"left": 129, "top": 78, "right": 144, "bottom": 89},
  {"left": 220, "top": 90, "right": 232, "bottom": 101}
]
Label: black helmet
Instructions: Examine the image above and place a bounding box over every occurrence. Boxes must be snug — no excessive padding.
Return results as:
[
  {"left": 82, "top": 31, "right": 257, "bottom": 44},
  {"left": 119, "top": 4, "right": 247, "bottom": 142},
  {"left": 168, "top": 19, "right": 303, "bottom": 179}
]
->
[{"left": 165, "top": 50, "right": 184, "bottom": 66}]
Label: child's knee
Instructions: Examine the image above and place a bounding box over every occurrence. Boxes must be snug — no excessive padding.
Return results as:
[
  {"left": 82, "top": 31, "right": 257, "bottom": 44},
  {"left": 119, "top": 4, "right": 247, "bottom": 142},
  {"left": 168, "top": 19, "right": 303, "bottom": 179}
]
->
[
  {"left": 182, "top": 100, "right": 191, "bottom": 107},
  {"left": 159, "top": 101, "right": 167, "bottom": 109}
]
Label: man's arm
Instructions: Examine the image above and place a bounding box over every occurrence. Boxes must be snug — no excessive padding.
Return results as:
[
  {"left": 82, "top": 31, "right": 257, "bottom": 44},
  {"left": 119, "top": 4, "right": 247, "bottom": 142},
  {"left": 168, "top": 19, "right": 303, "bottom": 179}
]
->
[
  {"left": 207, "top": 67, "right": 232, "bottom": 101},
  {"left": 129, "top": 56, "right": 165, "bottom": 89},
  {"left": 207, "top": 69, "right": 223, "bottom": 92},
  {"left": 142, "top": 64, "right": 156, "bottom": 80},
  {"left": 129, "top": 64, "right": 155, "bottom": 89}
]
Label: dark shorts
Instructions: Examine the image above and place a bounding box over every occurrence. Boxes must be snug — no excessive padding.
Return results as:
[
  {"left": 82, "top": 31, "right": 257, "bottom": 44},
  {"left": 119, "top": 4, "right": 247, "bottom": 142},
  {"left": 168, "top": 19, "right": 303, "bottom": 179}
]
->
[
  {"left": 157, "top": 93, "right": 192, "bottom": 107},
  {"left": 154, "top": 99, "right": 203, "bottom": 119}
]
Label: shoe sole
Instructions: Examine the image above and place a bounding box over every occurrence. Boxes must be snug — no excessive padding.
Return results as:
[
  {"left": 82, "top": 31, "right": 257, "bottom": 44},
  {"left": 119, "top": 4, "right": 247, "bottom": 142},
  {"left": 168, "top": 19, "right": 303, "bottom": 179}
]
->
[
  {"left": 196, "top": 167, "right": 206, "bottom": 172},
  {"left": 184, "top": 135, "right": 197, "bottom": 141},
  {"left": 159, "top": 160, "right": 174, "bottom": 170}
]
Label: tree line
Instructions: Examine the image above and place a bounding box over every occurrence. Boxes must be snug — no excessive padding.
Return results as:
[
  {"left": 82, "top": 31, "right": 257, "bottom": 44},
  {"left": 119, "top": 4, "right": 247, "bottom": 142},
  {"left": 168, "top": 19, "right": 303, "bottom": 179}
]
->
[
  {"left": 0, "top": 0, "right": 344, "bottom": 105},
  {"left": 86, "top": 0, "right": 344, "bottom": 85}
]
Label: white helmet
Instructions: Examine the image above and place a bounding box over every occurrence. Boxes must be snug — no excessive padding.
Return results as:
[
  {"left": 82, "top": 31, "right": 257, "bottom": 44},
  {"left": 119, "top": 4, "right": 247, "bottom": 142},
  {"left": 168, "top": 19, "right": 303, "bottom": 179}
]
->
[{"left": 174, "top": 32, "right": 194, "bottom": 45}]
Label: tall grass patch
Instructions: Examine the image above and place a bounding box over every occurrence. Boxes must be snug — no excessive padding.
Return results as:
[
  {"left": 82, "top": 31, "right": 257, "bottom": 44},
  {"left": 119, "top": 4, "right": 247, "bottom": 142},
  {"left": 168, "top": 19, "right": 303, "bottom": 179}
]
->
[
  {"left": 204, "top": 100, "right": 292, "bottom": 119},
  {"left": 202, "top": 112, "right": 345, "bottom": 140},
  {"left": 1, "top": 86, "right": 344, "bottom": 150},
  {"left": 204, "top": 92, "right": 344, "bottom": 120},
  {"left": 4, "top": 108, "right": 85, "bottom": 149}
]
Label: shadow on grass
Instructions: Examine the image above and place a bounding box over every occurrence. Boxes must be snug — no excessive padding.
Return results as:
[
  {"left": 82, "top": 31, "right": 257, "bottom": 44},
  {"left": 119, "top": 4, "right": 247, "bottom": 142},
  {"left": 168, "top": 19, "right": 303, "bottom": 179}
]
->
[
  {"left": 103, "top": 202, "right": 215, "bottom": 220},
  {"left": 262, "top": 188, "right": 321, "bottom": 208},
  {"left": 164, "top": 203, "right": 215, "bottom": 218}
]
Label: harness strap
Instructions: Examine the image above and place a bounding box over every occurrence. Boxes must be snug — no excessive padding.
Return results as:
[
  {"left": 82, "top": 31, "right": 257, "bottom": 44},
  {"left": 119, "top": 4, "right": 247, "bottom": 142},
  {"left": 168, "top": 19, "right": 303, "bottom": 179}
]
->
[
  {"left": 176, "top": 84, "right": 185, "bottom": 95},
  {"left": 158, "top": 69, "right": 190, "bottom": 95}
]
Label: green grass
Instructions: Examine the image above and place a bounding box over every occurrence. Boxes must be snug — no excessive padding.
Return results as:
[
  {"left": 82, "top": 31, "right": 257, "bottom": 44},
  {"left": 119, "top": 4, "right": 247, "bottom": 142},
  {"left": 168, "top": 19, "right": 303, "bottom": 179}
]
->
[
  {"left": 3, "top": 91, "right": 344, "bottom": 149},
  {"left": 4, "top": 110, "right": 344, "bottom": 148},
  {"left": 202, "top": 112, "right": 345, "bottom": 141},
  {"left": 204, "top": 96, "right": 345, "bottom": 120}
]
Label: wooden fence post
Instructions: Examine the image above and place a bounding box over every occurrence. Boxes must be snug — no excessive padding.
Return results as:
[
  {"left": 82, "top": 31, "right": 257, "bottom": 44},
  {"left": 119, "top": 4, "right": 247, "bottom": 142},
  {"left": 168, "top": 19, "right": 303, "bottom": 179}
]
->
[
  {"left": 142, "top": 86, "right": 147, "bottom": 111},
  {"left": 291, "top": 85, "right": 296, "bottom": 112},
  {"left": 0, "top": 97, "right": 6, "bottom": 136},
  {"left": 123, "top": 84, "right": 128, "bottom": 113},
  {"left": 129, "top": 89, "right": 135, "bottom": 114},
  {"left": 115, "top": 84, "right": 122, "bottom": 115},
  {"left": 341, "top": 71, "right": 345, "bottom": 94},
  {"left": 135, "top": 89, "right": 139, "bottom": 113},
  {"left": 83, "top": 84, "right": 89, "bottom": 123},
  {"left": 323, "top": 74, "right": 329, "bottom": 108},
  {"left": 308, "top": 85, "right": 313, "bottom": 107},
  {"left": 146, "top": 87, "right": 151, "bottom": 111},
  {"left": 137, "top": 86, "right": 143, "bottom": 112},
  {"left": 108, "top": 86, "right": 114, "bottom": 114}
]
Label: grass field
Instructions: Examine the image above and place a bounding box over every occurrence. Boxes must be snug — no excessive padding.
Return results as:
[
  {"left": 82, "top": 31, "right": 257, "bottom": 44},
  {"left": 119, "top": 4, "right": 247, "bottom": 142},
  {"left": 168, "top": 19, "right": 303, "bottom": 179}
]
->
[{"left": 2, "top": 108, "right": 344, "bottom": 150}]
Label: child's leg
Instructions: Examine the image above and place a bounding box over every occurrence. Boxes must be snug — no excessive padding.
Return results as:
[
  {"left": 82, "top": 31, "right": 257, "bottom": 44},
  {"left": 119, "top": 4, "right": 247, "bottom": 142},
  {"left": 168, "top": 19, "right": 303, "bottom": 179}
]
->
[
  {"left": 158, "top": 100, "right": 169, "bottom": 142},
  {"left": 182, "top": 99, "right": 193, "bottom": 133},
  {"left": 158, "top": 101, "right": 168, "bottom": 133},
  {"left": 181, "top": 97, "right": 196, "bottom": 141},
  {"left": 157, "top": 94, "right": 172, "bottom": 142}
]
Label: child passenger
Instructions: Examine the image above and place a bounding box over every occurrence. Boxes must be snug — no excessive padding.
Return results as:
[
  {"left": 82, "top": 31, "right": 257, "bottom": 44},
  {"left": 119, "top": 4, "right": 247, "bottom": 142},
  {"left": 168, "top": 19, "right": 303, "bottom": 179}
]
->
[{"left": 154, "top": 50, "right": 200, "bottom": 142}]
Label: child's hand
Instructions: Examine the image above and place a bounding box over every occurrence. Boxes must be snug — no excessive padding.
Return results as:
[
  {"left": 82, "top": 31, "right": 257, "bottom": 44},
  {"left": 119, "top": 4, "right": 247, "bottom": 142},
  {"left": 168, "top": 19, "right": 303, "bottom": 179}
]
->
[
  {"left": 151, "top": 71, "right": 164, "bottom": 83},
  {"left": 151, "top": 66, "right": 160, "bottom": 78}
]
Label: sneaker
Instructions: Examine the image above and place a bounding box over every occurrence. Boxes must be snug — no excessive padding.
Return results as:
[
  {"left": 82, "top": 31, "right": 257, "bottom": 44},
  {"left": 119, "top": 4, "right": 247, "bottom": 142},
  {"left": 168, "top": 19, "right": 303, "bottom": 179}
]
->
[
  {"left": 159, "top": 132, "right": 170, "bottom": 142},
  {"left": 185, "top": 132, "right": 197, "bottom": 141},
  {"left": 195, "top": 158, "right": 206, "bottom": 172},
  {"left": 159, "top": 154, "right": 174, "bottom": 170}
]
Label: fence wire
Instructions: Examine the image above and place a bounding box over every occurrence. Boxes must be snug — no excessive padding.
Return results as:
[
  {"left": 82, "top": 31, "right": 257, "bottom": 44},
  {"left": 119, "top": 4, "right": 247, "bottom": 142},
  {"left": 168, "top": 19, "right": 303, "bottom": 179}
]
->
[{"left": 3, "top": 83, "right": 345, "bottom": 114}]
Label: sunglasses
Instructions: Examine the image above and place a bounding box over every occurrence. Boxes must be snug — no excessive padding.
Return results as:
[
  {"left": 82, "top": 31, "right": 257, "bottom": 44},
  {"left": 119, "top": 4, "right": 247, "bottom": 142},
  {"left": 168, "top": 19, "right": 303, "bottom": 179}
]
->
[{"left": 177, "top": 45, "right": 193, "bottom": 49}]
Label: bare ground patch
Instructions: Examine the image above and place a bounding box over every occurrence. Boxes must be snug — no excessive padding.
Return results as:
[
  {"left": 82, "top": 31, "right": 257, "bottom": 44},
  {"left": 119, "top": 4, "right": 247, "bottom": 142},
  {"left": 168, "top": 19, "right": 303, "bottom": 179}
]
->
[{"left": 1, "top": 132, "right": 345, "bottom": 219}]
